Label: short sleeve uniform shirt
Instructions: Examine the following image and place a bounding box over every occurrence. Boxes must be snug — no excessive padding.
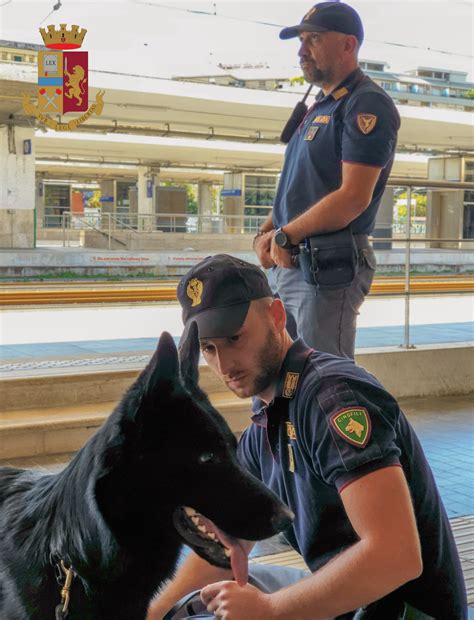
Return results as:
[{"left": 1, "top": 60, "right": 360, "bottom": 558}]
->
[
  {"left": 238, "top": 340, "right": 467, "bottom": 619},
  {"left": 273, "top": 69, "right": 401, "bottom": 234}
]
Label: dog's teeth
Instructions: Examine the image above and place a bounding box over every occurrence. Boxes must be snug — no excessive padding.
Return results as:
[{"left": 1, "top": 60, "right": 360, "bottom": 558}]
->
[
  {"left": 184, "top": 507, "right": 197, "bottom": 517},
  {"left": 224, "top": 549, "right": 231, "bottom": 558},
  {"left": 191, "top": 517, "right": 200, "bottom": 525},
  {"left": 198, "top": 525, "right": 207, "bottom": 533}
]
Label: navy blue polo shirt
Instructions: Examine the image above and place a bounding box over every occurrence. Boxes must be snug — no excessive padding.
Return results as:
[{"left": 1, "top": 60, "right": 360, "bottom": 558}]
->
[
  {"left": 238, "top": 340, "right": 467, "bottom": 619},
  {"left": 273, "top": 69, "right": 401, "bottom": 234}
]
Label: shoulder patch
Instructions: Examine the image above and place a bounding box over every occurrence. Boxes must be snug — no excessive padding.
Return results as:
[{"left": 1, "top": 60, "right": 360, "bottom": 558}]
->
[
  {"left": 330, "top": 407, "right": 371, "bottom": 448},
  {"left": 357, "top": 113, "right": 377, "bottom": 135}
]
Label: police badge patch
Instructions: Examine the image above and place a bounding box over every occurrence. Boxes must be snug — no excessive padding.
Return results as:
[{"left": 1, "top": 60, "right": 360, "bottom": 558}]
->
[
  {"left": 186, "top": 278, "right": 203, "bottom": 307},
  {"left": 357, "top": 113, "right": 377, "bottom": 135}
]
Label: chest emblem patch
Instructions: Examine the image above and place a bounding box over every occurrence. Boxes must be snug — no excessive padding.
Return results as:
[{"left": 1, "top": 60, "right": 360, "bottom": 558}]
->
[
  {"left": 283, "top": 372, "right": 300, "bottom": 398},
  {"left": 186, "top": 278, "right": 203, "bottom": 307},
  {"left": 330, "top": 407, "right": 371, "bottom": 448},
  {"left": 287, "top": 444, "right": 296, "bottom": 473},
  {"left": 286, "top": 421, "right": 297, "bottom": 440},
  {"left": 314, "top": 115, "right": 330, "bottom": 124},
  {"left": 357, "top": 113, "right": 377, "bottom": 135},
  {"left": 304, "top": 126, "right": 319, "bottom": 141}
]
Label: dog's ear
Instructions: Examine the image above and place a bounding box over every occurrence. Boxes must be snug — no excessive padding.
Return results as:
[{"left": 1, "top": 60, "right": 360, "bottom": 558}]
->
[
  {"left": 178, "top": 320, "right": 200, "bottom": 391},
  {"left": 142, "top": 331, "right": 180, "bottom": 395},
  {"left": 178, "top": 321, "right": 215, "bottom": 408}
]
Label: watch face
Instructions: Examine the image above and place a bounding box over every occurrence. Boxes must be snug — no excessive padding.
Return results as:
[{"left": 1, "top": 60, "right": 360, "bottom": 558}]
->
[{"left": 275, "top": 230, "right": 288, "bottom": 248}]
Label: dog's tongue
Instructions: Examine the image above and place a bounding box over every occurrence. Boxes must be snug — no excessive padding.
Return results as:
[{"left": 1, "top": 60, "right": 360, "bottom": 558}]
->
[{"left": 198, "top": 515, "right": 250, "bottom": 586}]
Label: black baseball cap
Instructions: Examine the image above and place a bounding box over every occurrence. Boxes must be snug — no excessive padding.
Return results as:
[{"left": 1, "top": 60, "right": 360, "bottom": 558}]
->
[
  {"left": 280, "top": 2, "right": 364, "bottom": 43},
  {"left": 177, "top": 254, "right": 273, "bottom": 343}
]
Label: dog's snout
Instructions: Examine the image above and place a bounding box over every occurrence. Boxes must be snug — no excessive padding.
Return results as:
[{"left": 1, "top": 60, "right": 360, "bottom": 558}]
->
[{"left": 271, "top": 507, "right": 294, "bottom": 533}]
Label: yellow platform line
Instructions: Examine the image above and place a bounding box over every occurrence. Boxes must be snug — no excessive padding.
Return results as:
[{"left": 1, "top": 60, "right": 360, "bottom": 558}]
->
[{"left": 1, "top": 277, "right": 473, "bottom": 306}]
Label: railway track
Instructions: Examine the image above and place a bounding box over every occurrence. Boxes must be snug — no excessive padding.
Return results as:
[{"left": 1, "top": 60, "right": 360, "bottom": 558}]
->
[{"left": 1, "top": 276, "right": 473, "bottom": 306}]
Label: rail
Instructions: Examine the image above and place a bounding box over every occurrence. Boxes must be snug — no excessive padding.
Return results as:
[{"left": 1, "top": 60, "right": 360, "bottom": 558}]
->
[
  {"left": 42, "top": 178, "right": 474, "bottom": 349},
  {"left": 1, "top": 275, "right": 472, "bottom": 307}
]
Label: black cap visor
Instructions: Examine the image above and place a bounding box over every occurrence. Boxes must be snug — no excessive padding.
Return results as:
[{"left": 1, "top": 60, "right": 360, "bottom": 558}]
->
[
  {"left": 280, "top": 23, "right": 328, "bottom": 40},
  {"left": 180, "top": 301, "right": 250, "bottom": 348}
]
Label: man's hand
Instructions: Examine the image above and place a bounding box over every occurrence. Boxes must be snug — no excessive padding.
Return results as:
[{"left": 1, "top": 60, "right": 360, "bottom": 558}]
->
[
  {"left": 270, "top": 236, "right": 295, "bottom": 269},
  {"left": 201, "top": 581, "right": 276, "bottom": 620},
  {"left": 254, "top": 232, "right": 275, "bottom": 269}
]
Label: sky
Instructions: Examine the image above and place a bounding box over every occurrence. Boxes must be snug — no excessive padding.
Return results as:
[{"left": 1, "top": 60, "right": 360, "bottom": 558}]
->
[{"left": 0, "top": 0, "right": 473, "bottom": 81}]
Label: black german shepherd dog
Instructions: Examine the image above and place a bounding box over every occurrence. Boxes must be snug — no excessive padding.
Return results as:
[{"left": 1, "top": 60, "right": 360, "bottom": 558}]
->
[{"left": 0, "top": 326, "right": 292, "bottom": 620}]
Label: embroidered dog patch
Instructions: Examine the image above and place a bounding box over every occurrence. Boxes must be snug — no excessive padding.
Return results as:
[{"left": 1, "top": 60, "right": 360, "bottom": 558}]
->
[{"left": 330, "top": 407, "right": 371, "bottom": 448}]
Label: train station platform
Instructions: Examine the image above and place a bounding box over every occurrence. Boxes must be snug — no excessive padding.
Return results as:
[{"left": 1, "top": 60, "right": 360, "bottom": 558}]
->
[{"left": 0, "top": 320, "right": 473, "bottom": 374}]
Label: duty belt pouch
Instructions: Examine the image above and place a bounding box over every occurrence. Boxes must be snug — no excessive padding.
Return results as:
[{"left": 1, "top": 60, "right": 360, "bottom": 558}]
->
[{"left": 299, "top": 227, "right": 358, "bottom": 290}]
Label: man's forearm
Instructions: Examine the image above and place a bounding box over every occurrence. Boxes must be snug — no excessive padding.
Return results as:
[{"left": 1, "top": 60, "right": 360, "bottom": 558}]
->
[
  {"left": 259, "top": 209, "right": 274, "bottom": 233},
  {"left": 283, "top": 162, "right": 381, "bottom": 244},
  {"left": 147, "top": 552, "right": 232, "bottom": 619},
  {"left": 284, "top": 187, "right": 366, "bottom": 245},
  {"left": 269, "top": 538, "right": 421, "bottom": 620}
]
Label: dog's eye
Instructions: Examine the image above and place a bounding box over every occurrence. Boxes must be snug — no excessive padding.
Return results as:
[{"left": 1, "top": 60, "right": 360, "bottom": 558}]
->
[{"left": 198, "top": 452, "right": 215, "bottom": 464}]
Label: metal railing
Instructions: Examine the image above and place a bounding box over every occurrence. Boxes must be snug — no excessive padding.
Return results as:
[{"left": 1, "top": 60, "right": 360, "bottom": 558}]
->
[
  {"left": 40, "top": 178, "right": 474, "bottom": 350},
  {"left": 57, "top": 211, "right": 268, "bottom": 241}
]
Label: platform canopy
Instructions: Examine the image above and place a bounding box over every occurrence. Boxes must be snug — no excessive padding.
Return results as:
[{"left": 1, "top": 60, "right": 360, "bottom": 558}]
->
[{"left": 1, "top": 63, "right": 473, "bottom": 181}]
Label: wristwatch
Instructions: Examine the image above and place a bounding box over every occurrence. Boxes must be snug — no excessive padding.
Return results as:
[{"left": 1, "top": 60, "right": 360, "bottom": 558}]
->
[{"left": 274, "top": 227, "right": 295, "bottom": 250}]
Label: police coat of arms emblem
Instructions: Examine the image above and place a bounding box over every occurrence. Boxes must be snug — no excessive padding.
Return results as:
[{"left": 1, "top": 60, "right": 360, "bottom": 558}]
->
[{"left": 23, "top": 24, "right": 105, "bottom": 131}]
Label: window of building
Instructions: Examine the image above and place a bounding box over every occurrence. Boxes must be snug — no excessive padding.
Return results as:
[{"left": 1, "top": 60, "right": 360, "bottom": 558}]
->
[
  {"left": 116, "top": 181, "right": 136, "bottom": 216},
  {"left": 44, "top": 184, "right": 71, "bottom": 227},
  {"left": 13, "top": 55, "right": 24, "bottom": 62},
  {"left": 244, "top": 175, "right": 277, "bottom": 231},
  {"left": 244, "top": 175, "right": 277, "bottom": 208},
  {"left": 463, "top": 200, "right": 474, "bottom": 238},
  {"left": 366, "top": 62, "right": 385, "bottom": 71}
]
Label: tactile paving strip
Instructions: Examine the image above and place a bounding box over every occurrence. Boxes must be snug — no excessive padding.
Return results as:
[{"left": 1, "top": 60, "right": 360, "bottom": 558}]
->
[{"left": 0, "top": 355, "right": 151, "bottom": 373}]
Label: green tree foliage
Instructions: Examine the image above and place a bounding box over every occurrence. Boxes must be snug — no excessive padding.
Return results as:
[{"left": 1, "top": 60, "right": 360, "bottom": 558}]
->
[
  {"left": 289, "top": 76, "right": 305, "bottom": 86},
  {"left": 395, "top": 191, "right": 427, "bottom": 219}
]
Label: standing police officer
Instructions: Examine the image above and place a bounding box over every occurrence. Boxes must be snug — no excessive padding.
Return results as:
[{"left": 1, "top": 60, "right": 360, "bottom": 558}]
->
[{"left": 255, "top": 2, "right": 400, "bottom": 358}]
